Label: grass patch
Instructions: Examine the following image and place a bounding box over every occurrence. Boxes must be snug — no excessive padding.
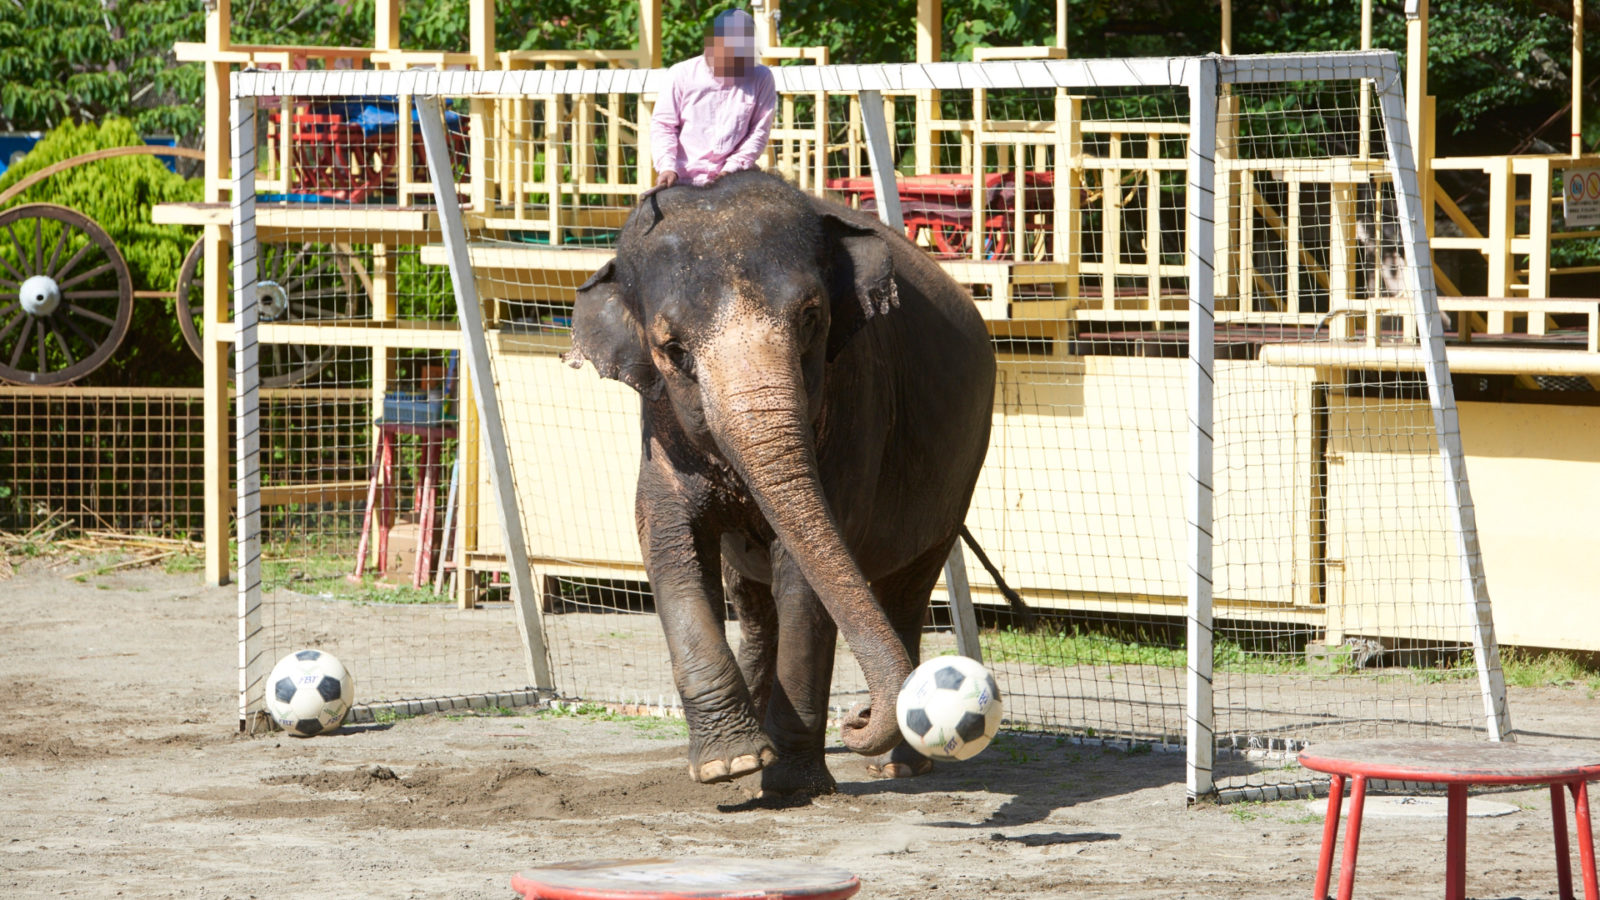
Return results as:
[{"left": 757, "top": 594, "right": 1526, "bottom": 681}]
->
[
  {"left": 162, "top": 551, "right": 204, "bottom": 575},
  {"left": 1500, "top": 648, "right": 1600, "bottom": 692},
  {"left": 1228, "top": 801, "right": 1264, "bottom": 823},
  {"left": 260, "top": 554, "right": 447, "bottom": 605},
  {"left": 980, "top": 628, "right": 1302, "bottom": 676},
  {"left": 445, "top": 705, "right": 524, "bottom": 721},
  {"left": 534, "top": 701, "right": 687, "bottom": 739},
  {"left": 371, "top": 706, "right": 417, "bottom": 725}
]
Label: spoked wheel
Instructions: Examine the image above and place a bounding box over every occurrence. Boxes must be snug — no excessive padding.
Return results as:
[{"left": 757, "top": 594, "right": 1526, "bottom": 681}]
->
[
  {"left": 0, "top": 204, "right": 133, "bottom": 385},
  {"left": 177, "top": 238, "right": 365, "bottom": 388}
]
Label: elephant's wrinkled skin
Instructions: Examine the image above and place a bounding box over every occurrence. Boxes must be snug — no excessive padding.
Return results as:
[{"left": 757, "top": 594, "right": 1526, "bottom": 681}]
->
[{"left": 564, "top": 170, "right": 995, "bottom": 795}]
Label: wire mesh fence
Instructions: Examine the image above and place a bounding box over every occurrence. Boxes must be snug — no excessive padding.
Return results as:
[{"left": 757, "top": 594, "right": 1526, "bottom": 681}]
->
[
  {"left": 226, "top": 55, "right": 1504, "bottom": 800},
  {"left": 0, "top": 387, "right": 207, "bottom": 536}
]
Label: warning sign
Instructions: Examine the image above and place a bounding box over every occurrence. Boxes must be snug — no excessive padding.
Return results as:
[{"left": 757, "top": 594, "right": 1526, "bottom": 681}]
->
[{"left": 1561, "top": 167, "right": 1600, "bottom": 227}]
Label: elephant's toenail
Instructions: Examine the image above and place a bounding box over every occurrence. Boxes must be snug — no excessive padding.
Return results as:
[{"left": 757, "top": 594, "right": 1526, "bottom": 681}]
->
[
  {"left": 701, "top": 759, "right": 730, "bottom": 781},
  {"left": 760, "top": 748, "right": 778, "bottom": 766},
  {"left": 730, "top": 754, "right": 760, "bottom": 776}
]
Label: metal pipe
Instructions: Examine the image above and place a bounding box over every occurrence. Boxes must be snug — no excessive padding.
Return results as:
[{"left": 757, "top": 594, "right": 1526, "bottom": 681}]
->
[{"left": 1259, "top": 342, "right": 1600, "bottom": 375}]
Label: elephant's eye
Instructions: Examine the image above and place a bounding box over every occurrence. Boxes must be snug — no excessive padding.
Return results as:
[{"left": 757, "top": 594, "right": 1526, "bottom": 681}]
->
[
  {"left": 661, "top": 340, "right": 694, "bottom": 374},
  {"left": 798, "top": 305, "right": 823, "bottom": 345}
]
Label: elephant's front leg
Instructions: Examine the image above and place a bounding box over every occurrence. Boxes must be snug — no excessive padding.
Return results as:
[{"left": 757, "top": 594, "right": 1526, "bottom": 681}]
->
[{"left": 641, "top": 506, "right": 775, "bottom": 784}]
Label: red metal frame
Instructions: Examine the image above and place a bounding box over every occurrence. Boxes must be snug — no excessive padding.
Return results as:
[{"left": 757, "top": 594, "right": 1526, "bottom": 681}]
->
[
  {"left": 274, "top": 109, "right": 470, "bottom": 203},
  {"left": 825, "top": 172, "right": 1055, "bottom": 259},
  {"left": 352, "top": 422, "right": 457, "bottom": 587},
  {"left": 1299, "top": 740, "right": 1600, "bottom": 900}
]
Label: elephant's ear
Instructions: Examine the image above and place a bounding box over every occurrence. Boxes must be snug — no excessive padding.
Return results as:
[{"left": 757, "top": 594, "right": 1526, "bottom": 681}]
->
[
  {"left": 821, "top": 212, "right": 899, "bottom": 362},
  {"left": 561, "top": 259, "right": 662, "bottom": 398}
]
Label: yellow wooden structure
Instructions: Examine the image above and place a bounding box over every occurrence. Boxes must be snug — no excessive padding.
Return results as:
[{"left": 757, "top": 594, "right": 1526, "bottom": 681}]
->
[{"left": 164, "top": 0, "right": 1600, "bottom": 652}]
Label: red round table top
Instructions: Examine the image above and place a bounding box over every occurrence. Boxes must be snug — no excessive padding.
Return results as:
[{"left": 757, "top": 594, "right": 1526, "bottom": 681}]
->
[
  {"left": 1299, "top": 740, "right": 1600, "bottom": 786},
  {"left": 511, "top": 858, "right": 861, "bottom": 900}
]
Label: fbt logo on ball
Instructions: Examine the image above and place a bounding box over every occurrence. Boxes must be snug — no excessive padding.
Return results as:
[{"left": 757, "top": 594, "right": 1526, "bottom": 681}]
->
[
  {"left": 895, "top": 655, "right": 1003, "bottom": 763},
  {"left": 264, "top": 649, "right": 355, "bottom": 737}
]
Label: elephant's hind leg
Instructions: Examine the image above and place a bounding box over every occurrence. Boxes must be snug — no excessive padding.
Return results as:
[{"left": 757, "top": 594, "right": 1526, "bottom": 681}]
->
[{"left": 723, "top": 559, "right": 777, "bottom": 725}]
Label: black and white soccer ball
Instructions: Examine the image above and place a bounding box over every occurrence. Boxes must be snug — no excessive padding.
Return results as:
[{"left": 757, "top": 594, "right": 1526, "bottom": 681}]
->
[
  {"left": 265, "top": 649, "right": 354, "bottom": 737},
  {"left": 895, "top": 654, "right": 1002, "bottom": 761}
]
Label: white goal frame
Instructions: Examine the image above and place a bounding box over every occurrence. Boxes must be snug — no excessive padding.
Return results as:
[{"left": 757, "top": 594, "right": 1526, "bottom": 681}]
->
[{"left": 230, "top": 51, "right": 1510, "bottom": 802}]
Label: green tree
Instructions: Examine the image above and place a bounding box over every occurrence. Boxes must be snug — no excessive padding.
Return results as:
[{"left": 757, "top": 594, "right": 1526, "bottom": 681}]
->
[{"left": 0, "top": 0, "right": 204, "bottom": 140}]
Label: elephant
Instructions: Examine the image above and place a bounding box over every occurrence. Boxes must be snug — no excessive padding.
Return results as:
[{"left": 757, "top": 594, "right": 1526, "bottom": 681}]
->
[{"left": 562, "top": 168, "right": 996, "bottom": 796}]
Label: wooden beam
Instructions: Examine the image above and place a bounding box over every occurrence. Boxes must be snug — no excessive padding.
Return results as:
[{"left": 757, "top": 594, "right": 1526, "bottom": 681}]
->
[
  {"left": 207, "top": 0, "right": 231, "bottom": 50},
  {"left": 1433, "top": 180, "right": 1483, "bottom": 238},
  {"left": 376, "top": 0, "right": 400, "bottom": 52},
  {"left": 1576, "top": 0, "right": 1586, "bottom": 157},
  {"left": 1406, "top": 0, "right": 1434, "bottom": 232},
  {"left": 202, "top": 0, "right": 231, "bottom": 586},
  {"left": 1250, "top": 191, "right": 1333, "bottom": 292},
  {"left": 640, "top": 0, "right": 662, "bottom": 68},
  {"left": 754, "top": 0, "right": 781, "bottom": 52},
  {"left": 471, "top": 0, "right": 496, "bottom": 69},
  {"left": 915, "top": 0, "right": 941, "bottom": 174}
]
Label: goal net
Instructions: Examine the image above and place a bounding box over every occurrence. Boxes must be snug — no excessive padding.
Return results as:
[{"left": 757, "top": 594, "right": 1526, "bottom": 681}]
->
[{"left": 229, "top": 51, "right": 1507, "bottom": 801}]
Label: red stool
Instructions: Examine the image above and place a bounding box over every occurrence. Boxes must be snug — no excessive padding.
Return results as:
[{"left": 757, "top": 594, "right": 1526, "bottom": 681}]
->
[
  {"left": 511, "top": 857, "right": 859, "bottom": 900},
  {"left": 1299, "top": 740, "right": 1600, "bottom": 900},
  {"left": 352, "top": 421, "right": 456, "bottom": 588}
]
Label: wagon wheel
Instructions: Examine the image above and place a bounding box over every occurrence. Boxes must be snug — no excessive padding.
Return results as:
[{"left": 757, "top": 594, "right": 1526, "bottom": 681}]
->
[
  {"left": 0, "top": 204, "right": 132, "bottom": 385},
  {"left": 177, "top": 238, "right": 366, "bottom": 388}
]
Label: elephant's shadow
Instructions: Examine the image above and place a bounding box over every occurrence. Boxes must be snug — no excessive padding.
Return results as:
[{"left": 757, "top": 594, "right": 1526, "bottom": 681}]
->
[{"left": 718, "top": 731, "right": 1182, "bottom": 834}]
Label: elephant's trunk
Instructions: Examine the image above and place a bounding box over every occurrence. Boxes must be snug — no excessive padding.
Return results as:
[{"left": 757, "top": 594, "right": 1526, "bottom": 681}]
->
[{"left": 700, "top": 327, "right": 909, "bottom": 757}]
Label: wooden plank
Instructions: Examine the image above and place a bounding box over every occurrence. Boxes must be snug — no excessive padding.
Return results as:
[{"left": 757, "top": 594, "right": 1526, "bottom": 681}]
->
[
  {"left": 1433, "top": 181, "right": 1483, "bottom": 239},
  {"left": 212, "top": 321, "right": 465, "bottom": 350},
  {"left": 1260, "top": 343, "right": 1600, "bottom": 375},
  {"left": 236, "top": 481, "right": 371, "bottom": 508},
  {"left": 153, "top": 202, "right": 436, "bottom": 233},
  {"left": 417, "top": 242, "right": 614, "bottom": 271}
]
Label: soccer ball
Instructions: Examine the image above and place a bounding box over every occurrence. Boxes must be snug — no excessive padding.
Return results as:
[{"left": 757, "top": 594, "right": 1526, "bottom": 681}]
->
[
  {"left": 895, "top": 654, "right": 1002, "bottom": 762},
  {"left": 265, "top": 649, "right": 354, "bottom": 737}
]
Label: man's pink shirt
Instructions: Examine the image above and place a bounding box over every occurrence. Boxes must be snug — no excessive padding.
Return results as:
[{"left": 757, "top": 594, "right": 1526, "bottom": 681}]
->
[{"left": 650, "top": 55, "right": 777, "bottom": 187}]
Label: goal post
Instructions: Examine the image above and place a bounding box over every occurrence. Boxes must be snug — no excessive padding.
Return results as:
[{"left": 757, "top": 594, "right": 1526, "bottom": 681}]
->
[{"left": 228, "top": 51, "right": 1508, "bottom": 801}]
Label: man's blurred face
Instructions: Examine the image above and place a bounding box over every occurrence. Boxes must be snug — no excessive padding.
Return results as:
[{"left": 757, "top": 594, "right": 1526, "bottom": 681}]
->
[{"left": 705, "top": 19, "right": 755, "bottom": 78}]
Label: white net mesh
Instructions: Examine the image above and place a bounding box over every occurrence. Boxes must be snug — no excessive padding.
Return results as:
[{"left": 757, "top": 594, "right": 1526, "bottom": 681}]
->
[{"left": 229, "top": 54, "right": 1506, "bottom": 799}]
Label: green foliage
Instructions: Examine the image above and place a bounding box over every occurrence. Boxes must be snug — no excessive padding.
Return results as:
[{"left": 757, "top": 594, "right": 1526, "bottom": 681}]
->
[
  {"left": 9, "top": 0, "right": 1591, "bottom": 156},
  {"left": 0, "top": 119, "right": 201, "bottom": 293},
  {"left": 1500, "top": 647, "right": 1600, "bottom": 691},
  {"left": 982, "top": 627, "right": 1305, "bottom": 676},
  {"left": 0, "top": 118, "right": 202, "bottom": 385},
  {"left": 0, "top": 0, "right": 204, "bottom": 137}
]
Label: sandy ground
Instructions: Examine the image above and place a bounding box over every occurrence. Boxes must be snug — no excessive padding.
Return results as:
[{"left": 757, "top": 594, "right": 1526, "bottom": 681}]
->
[{"left": 4, "top": 557, "right": 1600, "bottom": 899}]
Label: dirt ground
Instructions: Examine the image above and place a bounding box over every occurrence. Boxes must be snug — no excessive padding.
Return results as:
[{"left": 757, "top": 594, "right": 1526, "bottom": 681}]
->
[{"left": 4, "top": 557, "right": 1600, "bottom": 899}]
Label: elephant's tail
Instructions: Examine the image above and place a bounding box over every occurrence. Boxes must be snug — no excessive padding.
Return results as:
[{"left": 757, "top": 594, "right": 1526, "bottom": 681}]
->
[{"left": 957, "top": 524, "right": 1037, "bottom": 630}]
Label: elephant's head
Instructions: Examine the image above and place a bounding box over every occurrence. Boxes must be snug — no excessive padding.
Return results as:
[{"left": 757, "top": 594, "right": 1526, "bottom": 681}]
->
[{"left": 562, "top": 170, "right": 908, "bottom": 756}]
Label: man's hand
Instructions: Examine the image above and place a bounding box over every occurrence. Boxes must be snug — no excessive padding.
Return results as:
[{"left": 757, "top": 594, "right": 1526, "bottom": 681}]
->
[{"left": 639, "top": 170, "right": 678, "bottom": 202}]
